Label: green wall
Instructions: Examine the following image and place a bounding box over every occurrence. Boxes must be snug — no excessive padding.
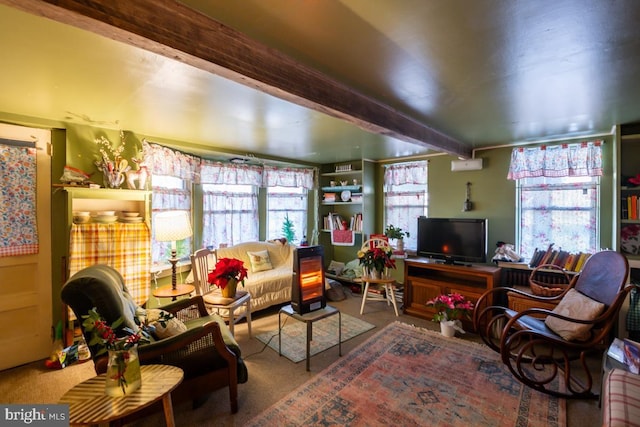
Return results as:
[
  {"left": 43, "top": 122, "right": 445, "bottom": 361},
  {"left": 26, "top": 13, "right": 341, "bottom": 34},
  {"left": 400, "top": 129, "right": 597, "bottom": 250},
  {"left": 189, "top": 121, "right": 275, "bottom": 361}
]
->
[
  {"left": 427, "top": 150, "right": 516, "bottom": 253},
  {"left": 0, "top": 110, "right": 618, "bottom": 325}
]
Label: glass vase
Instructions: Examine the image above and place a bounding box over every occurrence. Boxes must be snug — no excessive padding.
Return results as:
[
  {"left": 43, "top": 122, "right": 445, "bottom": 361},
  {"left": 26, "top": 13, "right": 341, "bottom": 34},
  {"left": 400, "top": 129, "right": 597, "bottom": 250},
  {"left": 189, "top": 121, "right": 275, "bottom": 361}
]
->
[
  {"left": 100, "top": 162, "right": 125, "bottom": 188},
  {"left": 104, "top": 346, "right": 142, "bottom": 397}
]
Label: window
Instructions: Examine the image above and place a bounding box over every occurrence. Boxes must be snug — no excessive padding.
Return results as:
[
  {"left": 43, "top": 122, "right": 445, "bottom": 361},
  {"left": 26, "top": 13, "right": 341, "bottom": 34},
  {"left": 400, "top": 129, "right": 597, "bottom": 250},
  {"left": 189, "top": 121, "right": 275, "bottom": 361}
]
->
[
  {"left": 516, "top": 175, "right": 600, "bottom": 258},
  {"left": 202, "top": 184, "right": 259, "bottom": 248},
  {"left": 151, "top": 175, "right": 192, "bottom": 265},
  {"left": 383, "top": 161, "right": 428, "bottom": 251},
  {"left": 507, "top": 140, "right": 603, "bottom": 259},
  {"left": 267, "top": 186, "right": 308, "bottom": 244}
]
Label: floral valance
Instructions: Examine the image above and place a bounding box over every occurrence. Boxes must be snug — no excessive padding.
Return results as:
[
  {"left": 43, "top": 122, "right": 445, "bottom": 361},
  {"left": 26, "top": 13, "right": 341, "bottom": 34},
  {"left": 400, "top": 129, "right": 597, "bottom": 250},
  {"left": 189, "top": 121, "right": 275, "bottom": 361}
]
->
[
  {"left": 142, "top": 140, "right": 200, "bottom": 182},
  {"left": 507, "top": 140, "right": 603, "bottom": 180},
  {"left": 200, "top": 160, "right": 264, "bottom": 186},
  {"left": 263, "top": 165, "right": 315, "bottom": 189},
  {"left": 143, "top": 141, "right": 317, "bottom": 188},
  {"left": 384, "top": 161, "right": 428, "bottom": 187}
]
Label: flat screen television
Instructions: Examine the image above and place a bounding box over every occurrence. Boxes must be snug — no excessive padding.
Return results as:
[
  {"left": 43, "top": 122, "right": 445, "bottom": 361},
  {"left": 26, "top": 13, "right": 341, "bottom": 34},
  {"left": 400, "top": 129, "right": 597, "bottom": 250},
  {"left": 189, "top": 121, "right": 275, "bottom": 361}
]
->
[{"left": 417, "top": 217, "right": 488, "bottom": 264}]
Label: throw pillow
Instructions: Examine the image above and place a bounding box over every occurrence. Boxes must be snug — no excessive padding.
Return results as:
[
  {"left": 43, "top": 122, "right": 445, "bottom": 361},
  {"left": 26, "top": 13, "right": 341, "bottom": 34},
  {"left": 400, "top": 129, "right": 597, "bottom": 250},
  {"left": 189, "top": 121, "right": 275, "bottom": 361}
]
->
[
  {"left": 545, "top": 288, "right": 605, "bottom": 341},
  {"left": 247, "top": 249, "right": 273, "bottom": 272},
  {"left": 139, "top": 308, "right": 188, "bottom": 340}
]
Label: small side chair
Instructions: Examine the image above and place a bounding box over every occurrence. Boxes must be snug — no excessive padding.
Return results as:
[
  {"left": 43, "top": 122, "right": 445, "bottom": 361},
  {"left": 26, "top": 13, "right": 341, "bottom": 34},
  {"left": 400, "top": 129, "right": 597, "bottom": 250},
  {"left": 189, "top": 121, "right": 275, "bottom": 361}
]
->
[{"left": 191, "top": 248, "right": 252, "bottom": 336}]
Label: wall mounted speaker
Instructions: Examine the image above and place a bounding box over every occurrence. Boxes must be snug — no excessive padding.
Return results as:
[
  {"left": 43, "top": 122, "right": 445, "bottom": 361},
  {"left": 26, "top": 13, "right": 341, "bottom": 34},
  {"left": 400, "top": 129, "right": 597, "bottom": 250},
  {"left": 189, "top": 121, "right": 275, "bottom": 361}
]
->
[{"left": 451, "top": 158, "right": 483, "bottom": 172}]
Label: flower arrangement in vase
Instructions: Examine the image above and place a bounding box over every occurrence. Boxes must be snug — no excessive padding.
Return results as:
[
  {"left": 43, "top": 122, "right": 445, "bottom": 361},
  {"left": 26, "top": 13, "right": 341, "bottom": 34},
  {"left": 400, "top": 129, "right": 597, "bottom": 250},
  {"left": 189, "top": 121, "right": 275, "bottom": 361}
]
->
[
  {"left": 208, "top": 257, "right": 248, "bottom": 298},
  {"left": 94, "top": 130, "right": 131, "bottom": 188},
  {"left": 425, "top": 293, "right": 474, "bottom": 337},
  {"left": 357, "top": 245, "right": 395, "bottom": 279},
  {"left": 82, "top": 308, "right": 150, "bottom": 396}
]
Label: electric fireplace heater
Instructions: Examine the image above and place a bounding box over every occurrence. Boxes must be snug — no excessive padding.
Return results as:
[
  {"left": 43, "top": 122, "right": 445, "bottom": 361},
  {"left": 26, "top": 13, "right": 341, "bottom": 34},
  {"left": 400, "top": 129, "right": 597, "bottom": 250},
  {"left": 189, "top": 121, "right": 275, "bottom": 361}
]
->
[{"left": 291, "top": 245, "right": 326, "bottom": 314}]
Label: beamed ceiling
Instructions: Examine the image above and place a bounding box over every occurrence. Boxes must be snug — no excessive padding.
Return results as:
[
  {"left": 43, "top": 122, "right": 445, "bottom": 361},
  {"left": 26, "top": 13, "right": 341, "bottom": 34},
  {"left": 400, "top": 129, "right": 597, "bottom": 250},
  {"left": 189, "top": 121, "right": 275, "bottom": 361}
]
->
[{"left": 1, "top": 0, "right": 640, "bottom": 165}]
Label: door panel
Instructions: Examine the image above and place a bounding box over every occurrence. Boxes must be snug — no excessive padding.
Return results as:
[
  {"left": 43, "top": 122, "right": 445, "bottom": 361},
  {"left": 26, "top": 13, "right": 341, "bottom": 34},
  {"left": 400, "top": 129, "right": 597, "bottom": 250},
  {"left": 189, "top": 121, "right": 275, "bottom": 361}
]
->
[{"left": 0, "top": 123, "right": 52, "bottom": 370}]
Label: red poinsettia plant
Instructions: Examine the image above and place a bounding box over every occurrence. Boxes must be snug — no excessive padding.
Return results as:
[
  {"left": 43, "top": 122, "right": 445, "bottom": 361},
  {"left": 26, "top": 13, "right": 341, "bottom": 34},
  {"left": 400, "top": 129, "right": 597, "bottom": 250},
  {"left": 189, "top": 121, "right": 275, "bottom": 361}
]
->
[
  {"left": 208, "top": 257, "right": 248, "bottom": 290},
  {"left": 357, "top": 246, "right": 396, "bottom": 273},
  {"left": 426, "top": 293, "right": 474, "bottom": 322}
]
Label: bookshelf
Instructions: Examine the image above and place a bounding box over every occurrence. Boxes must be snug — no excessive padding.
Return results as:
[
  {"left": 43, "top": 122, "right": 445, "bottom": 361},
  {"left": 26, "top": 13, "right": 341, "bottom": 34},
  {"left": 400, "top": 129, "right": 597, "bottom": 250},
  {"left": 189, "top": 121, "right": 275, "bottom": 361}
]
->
[
  {"left": 319, "top": 160, "right": 375, "bottom": 265},
  {"left": 619, "top": 125, "right": 640, "bottom": 265}
]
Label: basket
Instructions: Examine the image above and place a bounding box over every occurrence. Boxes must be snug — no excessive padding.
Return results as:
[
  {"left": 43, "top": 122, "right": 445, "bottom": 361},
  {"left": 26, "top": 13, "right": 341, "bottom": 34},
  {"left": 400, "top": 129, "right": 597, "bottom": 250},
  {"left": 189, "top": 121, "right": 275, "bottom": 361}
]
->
[{"left": 528, "top": 264, "right": 571, "bottom": 297}]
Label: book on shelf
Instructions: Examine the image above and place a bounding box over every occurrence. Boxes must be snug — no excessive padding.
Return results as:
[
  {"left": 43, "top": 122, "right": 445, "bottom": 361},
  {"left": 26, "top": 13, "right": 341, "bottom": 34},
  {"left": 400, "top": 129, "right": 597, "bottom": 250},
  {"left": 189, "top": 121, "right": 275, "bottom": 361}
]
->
[
  {"left": 325, "top": 212, "right": 363, "bottom": 232},
  {"left": 528, "top": 244, "right": 591, "bottom": 272}
]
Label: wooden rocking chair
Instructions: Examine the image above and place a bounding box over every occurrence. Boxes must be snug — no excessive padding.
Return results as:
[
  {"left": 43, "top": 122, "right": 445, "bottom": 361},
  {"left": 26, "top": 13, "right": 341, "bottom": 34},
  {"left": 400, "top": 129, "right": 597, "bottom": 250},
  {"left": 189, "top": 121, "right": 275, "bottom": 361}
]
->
[{"left": 474, "top": 250, "right": 632, "bottom": 399}]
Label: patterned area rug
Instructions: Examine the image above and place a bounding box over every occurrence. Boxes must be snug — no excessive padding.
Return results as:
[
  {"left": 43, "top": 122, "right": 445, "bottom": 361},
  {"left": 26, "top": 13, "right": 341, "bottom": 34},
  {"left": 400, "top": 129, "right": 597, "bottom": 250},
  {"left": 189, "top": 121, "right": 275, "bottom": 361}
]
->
[
  {"left": 247, "top": 321, "right": 566, "bottom": 427},
  {"left": 255, "top": 313, "right": 375, "bottom": 363}
]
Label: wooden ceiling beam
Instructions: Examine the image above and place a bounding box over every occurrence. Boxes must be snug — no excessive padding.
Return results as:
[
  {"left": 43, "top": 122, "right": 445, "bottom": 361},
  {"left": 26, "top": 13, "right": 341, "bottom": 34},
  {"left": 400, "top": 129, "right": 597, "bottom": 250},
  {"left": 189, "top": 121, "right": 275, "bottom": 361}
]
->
[{"left": 3, "top": 0, "right": 471, "bottom": 158}]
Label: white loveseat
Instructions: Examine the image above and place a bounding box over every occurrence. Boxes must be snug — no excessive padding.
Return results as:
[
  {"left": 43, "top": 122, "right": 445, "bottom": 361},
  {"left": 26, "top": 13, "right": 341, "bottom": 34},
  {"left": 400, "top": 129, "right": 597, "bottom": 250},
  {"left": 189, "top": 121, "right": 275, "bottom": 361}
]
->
[{"left": 215, "top": 241, "right": 294, "bottom": 313}]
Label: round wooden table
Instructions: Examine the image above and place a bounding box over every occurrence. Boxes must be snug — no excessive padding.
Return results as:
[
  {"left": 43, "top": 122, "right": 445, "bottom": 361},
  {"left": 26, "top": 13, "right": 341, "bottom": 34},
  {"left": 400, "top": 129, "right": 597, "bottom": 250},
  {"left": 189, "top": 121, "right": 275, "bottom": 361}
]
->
[
  {"left": 152, "top": 284, "right": 195, "bottom": 301},
  {"left": 59, "top": 364, "right": 183, "bottom": 427}
]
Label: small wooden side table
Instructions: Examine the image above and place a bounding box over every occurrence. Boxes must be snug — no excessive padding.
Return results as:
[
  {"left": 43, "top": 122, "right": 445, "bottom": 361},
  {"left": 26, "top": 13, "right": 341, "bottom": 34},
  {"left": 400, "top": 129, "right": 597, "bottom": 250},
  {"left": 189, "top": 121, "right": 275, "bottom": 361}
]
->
[
  {"left": 278, "top": 304, "right": 341, "bottom": 371},
  {"left": 360, "top": 276, "right": 399, "bottom": 316},
  {"left": 59, "top": 364, "right": 183, "bottom": 427},
  {"left": 152, "top": 284, "right": 195, "bottom": 301},
  {"left": 204, "top": 290, "right": 252, "bottom": 337}
]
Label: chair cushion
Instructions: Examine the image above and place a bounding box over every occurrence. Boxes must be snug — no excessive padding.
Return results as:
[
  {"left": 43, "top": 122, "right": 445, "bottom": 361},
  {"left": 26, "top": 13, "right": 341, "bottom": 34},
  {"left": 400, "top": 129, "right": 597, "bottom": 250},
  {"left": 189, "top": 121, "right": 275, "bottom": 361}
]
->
[
  {"left": 247, "top": 249, "right": 273, "bottom": 272},
  {"left": 138, "top": 308, "right": 188, "bottom": 339},
  {"left": 545, "top": 288, "right": 605, "bottom": 340}
]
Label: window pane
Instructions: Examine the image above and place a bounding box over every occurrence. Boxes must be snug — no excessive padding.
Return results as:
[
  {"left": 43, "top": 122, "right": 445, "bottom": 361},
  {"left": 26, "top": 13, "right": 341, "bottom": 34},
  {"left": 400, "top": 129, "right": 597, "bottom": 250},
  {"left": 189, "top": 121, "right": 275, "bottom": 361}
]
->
[
  {"left": 151, "top": 175, "right": 192, "bottom": 265},
  {"left": 517, "top": 176, "right": 599, "bottom": 258},
  {"left": 267, "top": 186, "right": 307, "bottom": 244},
  {"left": 383, "top": 162, "right": 428, "bottom": 251},
  {"left": 202, "top": 184, "right": 259, "bottom": 247}
]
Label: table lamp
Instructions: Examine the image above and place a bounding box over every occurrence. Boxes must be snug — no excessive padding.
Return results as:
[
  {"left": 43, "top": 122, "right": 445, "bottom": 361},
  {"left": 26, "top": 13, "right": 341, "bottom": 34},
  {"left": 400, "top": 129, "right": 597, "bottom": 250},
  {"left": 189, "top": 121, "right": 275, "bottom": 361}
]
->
[{"left": 155, "top": 210, "right": 192, "bottom": 290}]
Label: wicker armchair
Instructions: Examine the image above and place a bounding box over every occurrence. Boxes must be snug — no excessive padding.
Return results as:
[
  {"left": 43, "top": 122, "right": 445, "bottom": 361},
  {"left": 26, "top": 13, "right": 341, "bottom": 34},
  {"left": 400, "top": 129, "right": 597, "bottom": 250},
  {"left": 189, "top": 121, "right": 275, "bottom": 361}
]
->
[
  {"left": 474, "top": 250, "right": 631, "bottom": 399},
  {"left": 61, "top": 264, "right": 247, "bottom": 415}
]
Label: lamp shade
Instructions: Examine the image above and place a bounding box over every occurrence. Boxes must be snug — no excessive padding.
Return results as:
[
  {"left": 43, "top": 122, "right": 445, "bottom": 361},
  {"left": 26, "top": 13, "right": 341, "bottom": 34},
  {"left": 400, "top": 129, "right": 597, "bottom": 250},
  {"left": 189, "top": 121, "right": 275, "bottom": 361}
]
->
[{"left": 155, "top": 211, "right": 192, "bottom": 242}]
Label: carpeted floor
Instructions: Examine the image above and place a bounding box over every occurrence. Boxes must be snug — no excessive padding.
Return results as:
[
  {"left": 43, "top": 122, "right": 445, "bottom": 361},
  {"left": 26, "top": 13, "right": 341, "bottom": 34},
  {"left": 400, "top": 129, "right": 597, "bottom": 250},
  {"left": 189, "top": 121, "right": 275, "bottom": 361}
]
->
[
  {"left": 254, "top": 312, "right": 375, "bottom": 363},
  {"left": 0, "top": 289, "right": 601, "bottom": 426},
  {"left": 246, "top": 321, "right": 565, "bottom": 427}
]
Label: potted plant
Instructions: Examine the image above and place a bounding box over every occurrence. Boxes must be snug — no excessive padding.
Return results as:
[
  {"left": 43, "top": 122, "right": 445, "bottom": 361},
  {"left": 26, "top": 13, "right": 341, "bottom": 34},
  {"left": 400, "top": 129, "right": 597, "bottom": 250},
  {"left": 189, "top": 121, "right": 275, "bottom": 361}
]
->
[
  {"left": 82, "top": 308, "right": 150, "bottom": 396},
  {"left": 384, "top": 224, "right": 410, "bottom": 252},
  {"left": 425, "top": 293, "right": 474, "bottom": 337},
  {"left": 357, "top": 246, "right": 396, "bottom": 279},
  {"left": 208, "top": 257, "right": 248, "bottom": 298}
]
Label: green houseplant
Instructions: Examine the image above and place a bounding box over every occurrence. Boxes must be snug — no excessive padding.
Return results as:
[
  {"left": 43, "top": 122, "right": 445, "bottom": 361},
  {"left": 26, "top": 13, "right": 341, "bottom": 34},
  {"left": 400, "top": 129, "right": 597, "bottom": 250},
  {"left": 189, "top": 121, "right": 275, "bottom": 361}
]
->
[
  {"left": 384, "top": 224, "right": 410, "bottom": 251},
  {"left": 384, "top": 224, "right": 410, "bottom": 240}
]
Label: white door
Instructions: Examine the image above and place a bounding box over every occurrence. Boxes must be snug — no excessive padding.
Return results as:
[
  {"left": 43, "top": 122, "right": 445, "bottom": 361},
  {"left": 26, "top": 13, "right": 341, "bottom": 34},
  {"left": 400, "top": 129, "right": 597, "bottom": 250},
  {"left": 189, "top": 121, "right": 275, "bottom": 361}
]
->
[{"left": 0, "top": 123, "right": 52, "bottom": 370}]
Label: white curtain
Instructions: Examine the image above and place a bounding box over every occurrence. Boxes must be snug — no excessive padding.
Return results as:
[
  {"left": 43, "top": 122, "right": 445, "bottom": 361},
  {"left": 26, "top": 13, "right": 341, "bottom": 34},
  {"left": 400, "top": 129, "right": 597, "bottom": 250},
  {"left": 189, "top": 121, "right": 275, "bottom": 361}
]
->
[
  {"left": 202, "top": 187, "right": 259, "bottom": 247},
  {"left": 142, "top": 140, "right": 199, "bottom": 182},
  {"left": 144, "top": 141, "right": 195, "bottom": 263},
  {"left": 263, "top": 165, "right": 316, "bottom": 189},
  {"left": 200, "top": 161, "right": 263, "bottom": 186},
  {"left": 384, "top": 161, "right": 428, "bottom": 187},
  {"left": 383, "top": 161, "right": 428, "bottom": 250}
]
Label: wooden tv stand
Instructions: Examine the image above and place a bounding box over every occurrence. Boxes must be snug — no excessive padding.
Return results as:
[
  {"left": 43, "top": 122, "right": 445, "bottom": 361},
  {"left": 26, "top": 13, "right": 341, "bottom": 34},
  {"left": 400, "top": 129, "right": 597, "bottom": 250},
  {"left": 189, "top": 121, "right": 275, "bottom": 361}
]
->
[{"left": 403, "top": 258, "right": 501, "bottom": 330}]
